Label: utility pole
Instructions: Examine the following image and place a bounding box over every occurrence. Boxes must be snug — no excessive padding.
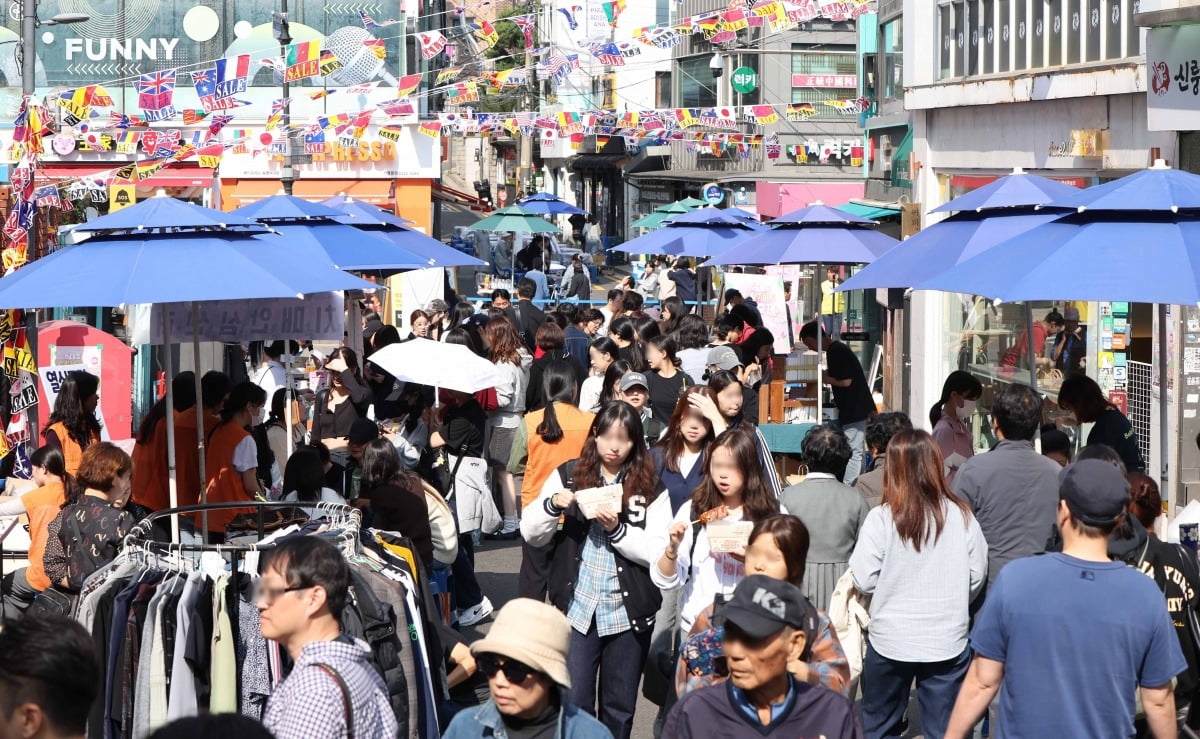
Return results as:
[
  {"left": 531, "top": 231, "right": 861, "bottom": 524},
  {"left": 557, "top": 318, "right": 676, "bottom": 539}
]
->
[
  {"left": 275, "top": 0, "right": 294, "bottom": 195},
  {"left": 517, "top": 0, "right": 534, "bottom": 195}
]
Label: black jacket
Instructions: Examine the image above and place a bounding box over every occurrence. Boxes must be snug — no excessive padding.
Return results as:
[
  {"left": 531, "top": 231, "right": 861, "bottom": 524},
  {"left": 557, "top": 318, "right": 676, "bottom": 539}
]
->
[{"left": 506, "top": 299, "right": 547, "bottom": 352}]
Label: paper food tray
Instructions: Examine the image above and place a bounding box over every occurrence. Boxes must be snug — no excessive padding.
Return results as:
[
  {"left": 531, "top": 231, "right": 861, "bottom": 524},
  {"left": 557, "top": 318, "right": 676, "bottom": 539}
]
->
[
  {"left": 575, "top": 483, "right": 623, "bottom": 519},
  {"left": 707, "top": 520, "right": 753, "bottom": 553}
]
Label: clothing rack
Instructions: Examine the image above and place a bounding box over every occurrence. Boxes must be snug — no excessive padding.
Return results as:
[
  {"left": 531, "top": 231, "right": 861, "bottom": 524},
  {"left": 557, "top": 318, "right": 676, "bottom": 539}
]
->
[{"left": 124, "top": 500, "right": 361, "bottom": 554}]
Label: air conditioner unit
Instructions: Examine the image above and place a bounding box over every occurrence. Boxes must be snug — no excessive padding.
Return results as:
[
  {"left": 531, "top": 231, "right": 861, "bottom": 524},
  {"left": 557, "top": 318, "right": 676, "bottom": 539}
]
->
[{"left": 878, "top": 134, "right": 894, "bottom": 174}]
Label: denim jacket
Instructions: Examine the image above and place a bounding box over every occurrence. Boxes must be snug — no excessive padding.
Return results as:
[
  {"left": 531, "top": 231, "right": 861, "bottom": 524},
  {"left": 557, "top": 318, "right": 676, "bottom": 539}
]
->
[{"left": 443, "top": 697, "right": 613, "bottom": 739}]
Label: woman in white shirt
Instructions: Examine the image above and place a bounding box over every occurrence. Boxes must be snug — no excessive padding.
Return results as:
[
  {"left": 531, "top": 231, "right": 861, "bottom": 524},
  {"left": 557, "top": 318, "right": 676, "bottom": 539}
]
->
[
  {"left": 652, "top": 427, "right": 781, "bottom": 635},
  {"left": 388, "top": 385, "right": 430, "bottom": 470},
  {"left": 848, "top": 428, "right": 987, "bottom": 738},
  {"left": 483, "top": 317, "right": 531, "bottom": 538},
  {"left": 580, "top": 337, "right": 619, "bottom": 413}
]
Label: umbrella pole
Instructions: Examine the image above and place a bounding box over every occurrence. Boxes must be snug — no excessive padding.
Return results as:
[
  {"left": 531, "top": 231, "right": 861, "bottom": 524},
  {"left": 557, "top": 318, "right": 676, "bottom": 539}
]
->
[
  {"left": 1159, "top": 303, "right": 1170, "bottom": 502},
  {"left": 1026, "top": 302, "right": 1040, "bottom": 453},
  {"left": 817, "top": 263, "right": 824, "bottom": 425},
  {"left": 163, "top": 313, "right": 179, "bottom": 544},
  {"left": 284, "top": 351, "right": 294, "bottom": 461},
  {"left": 192, "top": 302, "right": 208, "bottom": 535}
]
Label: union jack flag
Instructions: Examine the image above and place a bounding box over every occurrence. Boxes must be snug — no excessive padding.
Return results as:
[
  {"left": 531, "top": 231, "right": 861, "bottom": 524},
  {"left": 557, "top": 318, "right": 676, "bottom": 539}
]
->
[
  {"left": 359, "top": 9, "right": 401, "bottom": 29},
  {"left": 137, "top": 69, "right": 175, "bottom": 111}
]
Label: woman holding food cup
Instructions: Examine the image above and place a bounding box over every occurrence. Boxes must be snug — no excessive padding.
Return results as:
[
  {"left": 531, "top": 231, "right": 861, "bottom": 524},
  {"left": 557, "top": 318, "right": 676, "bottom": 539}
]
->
[{"left": 520, "top": 400, "right": 671, "bottom": 739}]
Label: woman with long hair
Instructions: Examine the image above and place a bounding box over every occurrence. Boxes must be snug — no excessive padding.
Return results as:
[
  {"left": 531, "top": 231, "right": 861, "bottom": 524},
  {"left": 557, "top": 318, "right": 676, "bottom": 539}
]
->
[
  {"left": 644, "top": 334, "right": 692, "bottom": 425},
  {"left": 0, "top": 446, "right": 72, "bottom": 619},
  {"left": 673, "top": 313, "right": 711, "bottom": 384},
  {"left": 360, "top": 438, "right": 432, "bottom": 567},
  {"left": 203, "top": 381, "right": 268, "bottom": 537},
  {"left": 42, "top": 442, "right": 136, "bottom": 591},
  {"left": 675, "top": 515, "right": 851, "bottom": 698},
  {"left": 310, "top": 347, "right": 373, "bottom": 450},
  {"left": 652, "top": 387, "right": 717, "bottom": 516},
  {"left": 608, "top": 316, "right": 645, "bottom": 371},
  {"left": 653, "top": 428, "right": 780, "bottom": 634},
  {"left": 1058, "top": 373, "right": 1145, "bottom": 473},
  {"left": 42, "top": 370, "right": 102, "bottom": 475},
  {"left": 483, "top": 316, "right": 531, "bottom": 539},
  {"left": 929, "top": 370, "right": 983, "bottom": 484},
  {"left": 262, "top": 387, "right": 305, "bottom": 483},
  {"left": 599, "top": 359, "right": 635, "bottom": 408},
  {"left": 659, "top": 295, "right": 686, "bottom": 336},
  {"left": 387, "top": 384, "right": 429, "bottom": 470},
  {"left": 689, "top": 370, "right": 782, "bottom": 497},
  {"left": 281, "top": 446, "right": 345, "bottom": 514},
  {"left": 527, "top": 321, "right": 584, "bottom": 412},
  {"left": 510, "top": 361, "right": 596, "bottom": 600},
  {"left": 780, "top": 424, "right": 869, "bottom": 610},
  {"left": 581, "top": 337, "right": 619, "bottom": 413},
  {"left": 521, "top": 401, "right": 670, "bottom": 739},
  {"left": 849, "top": 428, "right": 987, "bottom": 737}
]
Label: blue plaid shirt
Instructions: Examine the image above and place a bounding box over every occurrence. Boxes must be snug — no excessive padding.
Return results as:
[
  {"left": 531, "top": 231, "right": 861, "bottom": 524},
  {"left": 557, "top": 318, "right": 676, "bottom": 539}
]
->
[{"left": 567, "top": 521, "right": 631, "bottom": 636}]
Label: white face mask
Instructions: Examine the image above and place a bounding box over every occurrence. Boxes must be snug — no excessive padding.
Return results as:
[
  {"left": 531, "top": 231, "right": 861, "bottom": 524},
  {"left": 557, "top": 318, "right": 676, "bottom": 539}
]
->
[{"left": 957, "top": 399, "right": 977, "bottom": 420}]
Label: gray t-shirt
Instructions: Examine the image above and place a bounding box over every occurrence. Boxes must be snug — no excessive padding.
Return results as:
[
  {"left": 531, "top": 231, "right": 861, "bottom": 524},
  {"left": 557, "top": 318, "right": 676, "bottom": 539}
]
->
[{"left": 951, "top": 439, "right": 1061, "bottom": 585}]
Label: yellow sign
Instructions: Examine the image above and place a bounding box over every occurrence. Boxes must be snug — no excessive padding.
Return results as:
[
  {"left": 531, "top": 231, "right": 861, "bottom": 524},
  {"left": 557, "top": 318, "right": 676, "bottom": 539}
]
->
[{"left": 110, "top": 184, "right": 136, "bottom": 211}]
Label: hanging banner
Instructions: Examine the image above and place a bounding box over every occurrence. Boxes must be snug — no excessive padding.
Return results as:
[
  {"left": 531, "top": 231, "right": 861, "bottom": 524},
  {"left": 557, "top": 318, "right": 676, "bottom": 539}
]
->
[{"left": 129, "top": 292, "right": 345, "bottom": 345}]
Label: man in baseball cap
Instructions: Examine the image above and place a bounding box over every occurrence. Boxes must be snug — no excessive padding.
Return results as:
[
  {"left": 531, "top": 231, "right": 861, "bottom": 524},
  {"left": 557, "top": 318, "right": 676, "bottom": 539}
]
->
[
  {"left": 664, "top": 576, "right": 863, "bottom": 737},
  {"left": 443, "top": 599, "right": 610, "bottom": 738},
  {"left": 616, "top": 371, "right": 665, "bottom": 445}
]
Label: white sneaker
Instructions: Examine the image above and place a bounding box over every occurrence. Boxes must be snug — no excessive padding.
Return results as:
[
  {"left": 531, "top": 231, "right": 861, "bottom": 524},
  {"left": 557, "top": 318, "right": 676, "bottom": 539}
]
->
[{"left": 458, "top": 597, "right": 494, "bottom": 627}]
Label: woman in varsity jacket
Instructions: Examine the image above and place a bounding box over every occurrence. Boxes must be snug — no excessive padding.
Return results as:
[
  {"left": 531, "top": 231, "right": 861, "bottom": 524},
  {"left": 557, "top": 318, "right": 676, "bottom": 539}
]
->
[{"left": 520, "top": 400, "right": 672, "bottom": 739}]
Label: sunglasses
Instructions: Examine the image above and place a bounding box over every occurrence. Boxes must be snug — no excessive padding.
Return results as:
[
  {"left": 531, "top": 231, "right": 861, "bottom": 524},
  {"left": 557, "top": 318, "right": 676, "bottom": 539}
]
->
[{"left": 476, "top": 654, "right": 536, "bottom": 684}]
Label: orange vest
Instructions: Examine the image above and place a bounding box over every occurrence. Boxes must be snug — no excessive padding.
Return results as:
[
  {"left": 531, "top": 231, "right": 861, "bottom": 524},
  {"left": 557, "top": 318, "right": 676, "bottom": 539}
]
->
[
  {"left": 202, "top": 422, "right": 255, "bottom": 533},
  {"left": 47, "top": 422, "right": 99, "bottom": 475},
  {"left": 26, "top": 500, "right": 64, "bottom": 591},
  {"left": 521, "top": 404, "right": 595, "bottom": 509},
  {"left": 175, "top": 409, "right": 220, "bottom": 510},
  {"left": 131, "top": 421, "right": 168, "bottom": 511}
]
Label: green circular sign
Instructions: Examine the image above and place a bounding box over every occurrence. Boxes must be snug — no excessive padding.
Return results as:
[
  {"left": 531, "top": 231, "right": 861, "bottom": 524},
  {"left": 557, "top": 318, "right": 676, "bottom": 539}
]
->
[{"left": 731, "top": 66, "right": 758, "bottom": 94}]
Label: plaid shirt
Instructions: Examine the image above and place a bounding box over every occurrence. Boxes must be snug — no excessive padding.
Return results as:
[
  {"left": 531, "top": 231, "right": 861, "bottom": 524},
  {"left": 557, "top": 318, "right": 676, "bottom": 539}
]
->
[
  {"left": 263, "top": 637, "right": 397, "bottom": 739},
  {"left": 567, "top": 522, "right": 631, "bottom": 637}
]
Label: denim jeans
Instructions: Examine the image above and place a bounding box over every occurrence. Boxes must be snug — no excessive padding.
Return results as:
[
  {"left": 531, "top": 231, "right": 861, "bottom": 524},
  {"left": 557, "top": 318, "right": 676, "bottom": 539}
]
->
[
  {"left": 822, "top": 313, "right": 843, "bottom": 341},
  {"left": 861, "top": 641, "right": 972, "bottom": 739},
  {"left": 842, "top": 419, "right": 867, "bottom": 485},
  {"left": 566, "top": 621, "right": 652, "bottom": 739}
]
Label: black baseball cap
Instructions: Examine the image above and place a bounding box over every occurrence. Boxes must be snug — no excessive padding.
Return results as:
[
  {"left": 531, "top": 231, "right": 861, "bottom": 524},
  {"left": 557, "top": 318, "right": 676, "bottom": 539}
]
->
[
  {"left": 1060, "top": 458, "right": 1130, "bottom": 526},
  {"left": 719, "top": 575, "right": 816, "bottom": 640},
  {"left": 348, "top": 418, "right": 380, "bottom": 444}
]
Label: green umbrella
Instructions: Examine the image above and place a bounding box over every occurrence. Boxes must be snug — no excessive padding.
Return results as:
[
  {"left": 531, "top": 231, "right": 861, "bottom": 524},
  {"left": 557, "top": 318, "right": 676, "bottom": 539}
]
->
[
  {"left": 676, "top": 197, "right": 708, "bottom": 208},
  {"left": 632, "top": 211, "right": 672, "bottom": 228},
  {"left": 469, "top": 205, "right": 560, "bottom": 233}
]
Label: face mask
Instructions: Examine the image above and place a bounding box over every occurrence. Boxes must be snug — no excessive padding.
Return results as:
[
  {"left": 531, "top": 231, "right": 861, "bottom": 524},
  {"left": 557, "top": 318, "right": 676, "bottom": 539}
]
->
[
  {"left": 253, "top": 405, "right": 266, "bottom": 425},
  {"left": 957, "top": 399, "right": 977, "bottom": 420}
]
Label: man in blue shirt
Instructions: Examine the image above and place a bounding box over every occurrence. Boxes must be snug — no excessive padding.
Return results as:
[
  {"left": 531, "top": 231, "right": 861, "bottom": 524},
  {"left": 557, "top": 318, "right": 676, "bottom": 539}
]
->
[{"left": 945, "top": 460, "right": 1187, "bottom": 739}]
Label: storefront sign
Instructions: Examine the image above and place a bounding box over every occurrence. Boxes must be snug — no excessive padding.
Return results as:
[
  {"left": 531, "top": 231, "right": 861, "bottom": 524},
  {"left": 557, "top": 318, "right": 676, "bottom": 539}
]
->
[
  {"left": 702, "top": 182, "right": 724, "bottom": 205},
  {"left": 723, "top": 273, "right": 791, "bottom": 355},
  {"left": 786, "top": 139, "right": 865, "bottom": 165},
  {"left": 218, "top": 124, "right": 439, "bottom": 179},
  {"left": 1147, "top": 25, "right": 1200, "bottom": 131},
  {"left": 129, "top": 292, "right": 345, "bottom": 345},
  {"left": 731, "top": 67, "right": 759, "bottom": 93},
  {"left": 1047, "top": 129, "right": 1104, "bottom": 158},
  {"left": 791, "top": 74, "right": 857, "bottom": 88}
]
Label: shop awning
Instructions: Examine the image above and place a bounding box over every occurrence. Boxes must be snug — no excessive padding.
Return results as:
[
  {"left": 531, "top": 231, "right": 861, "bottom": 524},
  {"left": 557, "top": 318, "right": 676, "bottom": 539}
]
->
[
  {"left": 37, "top": 164, "right": 213, "bottom": 187},
  {"left": 223, "top": 179, "right": 394, "bottom": 205},
  {"left": 837, "top": 202, "right": 901, "bottom": 219}
]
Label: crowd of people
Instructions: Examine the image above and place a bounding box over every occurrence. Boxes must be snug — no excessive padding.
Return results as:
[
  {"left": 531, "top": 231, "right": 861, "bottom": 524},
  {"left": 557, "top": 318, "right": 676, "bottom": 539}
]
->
[{"left": 0, "top": 277, "right": 1190, "bottom": 739}]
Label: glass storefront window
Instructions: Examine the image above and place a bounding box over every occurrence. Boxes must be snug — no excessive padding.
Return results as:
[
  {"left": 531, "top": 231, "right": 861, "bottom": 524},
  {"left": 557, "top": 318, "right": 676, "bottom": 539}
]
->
[{"left": 677, "top": 56, "right": 718, "bottom": 108}]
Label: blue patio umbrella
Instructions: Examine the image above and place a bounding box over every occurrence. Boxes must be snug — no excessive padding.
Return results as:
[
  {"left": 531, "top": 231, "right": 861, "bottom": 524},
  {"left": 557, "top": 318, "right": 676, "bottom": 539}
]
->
[
  {"left": 838, "top": 210, "right": 1063, "bottom": 291},
  {"left": 517, "top": 191, "right": 588, "bottom": 216},
  {"left": 73, "top": 193, "right": 268, "bottom": 234},
  {"left": 320, "top": 195, "right": 414, "bottom": 227},
  {"left": 1045, "top": 165, "right": 1200, "bottom": 212},
  {"left": 612, "top": 212, "right": 765, "bottom": 258},
  {"left": 662, "top": 208, "right": 758, "bottom": 226},
  {"left": 703, "top": 204, "right": 898, "bottom": 267},
  {"left": 930, "top": 170, "right": 1083, "bottom": 213},
  {"left": 920, "top": 212, "right": 1200, "bottom": 305},
  {"left": 232, "top": 195, "right": 445, "bottom": 272}
]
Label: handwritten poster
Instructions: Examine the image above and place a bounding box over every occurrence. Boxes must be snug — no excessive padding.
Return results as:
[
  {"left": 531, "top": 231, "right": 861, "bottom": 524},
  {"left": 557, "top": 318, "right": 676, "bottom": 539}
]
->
[{"left": 723, "top": 273, "right": 791, "bottom": 355}]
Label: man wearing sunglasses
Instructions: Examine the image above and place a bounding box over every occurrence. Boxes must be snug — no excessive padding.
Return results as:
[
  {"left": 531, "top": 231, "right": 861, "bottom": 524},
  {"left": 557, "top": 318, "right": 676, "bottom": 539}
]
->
[
  {"left": 663, "top": 575, "right": 863, "bottom": 738},
  {"left": 258, "top": 537, "right": 398, "bottom": 739},
  {"left": 444, "top": 598, "right": 611, "bottom": 738}
]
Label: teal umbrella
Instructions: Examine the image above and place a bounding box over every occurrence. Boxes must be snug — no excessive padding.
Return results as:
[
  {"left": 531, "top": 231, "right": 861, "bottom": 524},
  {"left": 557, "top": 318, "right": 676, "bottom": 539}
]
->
[
  {"left": 470, "top": 205, "right": 560, "bottom": 234},
  {"left": 676, "top": 196, "right": 709, "bottom": 208},
  {"left": 632, "top": 201, "right": 694, "bottom": 229}
]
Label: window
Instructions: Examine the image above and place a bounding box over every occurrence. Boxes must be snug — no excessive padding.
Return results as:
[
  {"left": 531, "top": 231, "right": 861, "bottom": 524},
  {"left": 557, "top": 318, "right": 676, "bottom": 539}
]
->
[
  {"left": 656, "top": 0, "right": 671, "bottom": 25},
  {"left": 791, "top": 44, "right": 857, "bottom": 118},
  {"left": 938, "top": 0, "right": 1141, "bottom": 79},
  {"left": 677, "top": 56, "right": 717, "bottom": 108},
  {"left": 883, "top": 19, "right": 904, "bottom": 101},
  {"left": 655, "top": 71, "right": 672, "bottom": 109}
]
